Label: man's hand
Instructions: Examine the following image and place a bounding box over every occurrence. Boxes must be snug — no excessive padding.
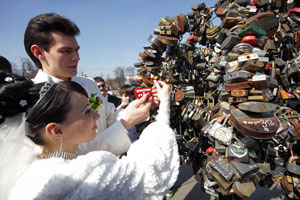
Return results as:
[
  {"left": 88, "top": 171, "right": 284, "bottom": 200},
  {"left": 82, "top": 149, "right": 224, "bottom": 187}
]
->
[{"left": 120, "top": 94, "right": 152, "bottom": 130}]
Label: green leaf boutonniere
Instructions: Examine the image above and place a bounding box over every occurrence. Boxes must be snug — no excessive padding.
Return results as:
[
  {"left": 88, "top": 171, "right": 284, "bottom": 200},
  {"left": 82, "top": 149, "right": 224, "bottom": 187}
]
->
[{"left": 89, "top": 93, "right": 102, "bottom": 111}]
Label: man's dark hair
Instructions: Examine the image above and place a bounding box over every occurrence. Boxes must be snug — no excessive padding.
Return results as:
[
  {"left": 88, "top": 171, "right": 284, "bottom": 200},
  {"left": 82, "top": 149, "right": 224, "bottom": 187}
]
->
[
  {"left": 0, "top": 56, "right": 12, "bottom": 74},
  {"left": 24, "top": 13, "right": 80, "bottom": 69},
  {"left": 93, "top": 76, "right": 105, "bottom": 84}
]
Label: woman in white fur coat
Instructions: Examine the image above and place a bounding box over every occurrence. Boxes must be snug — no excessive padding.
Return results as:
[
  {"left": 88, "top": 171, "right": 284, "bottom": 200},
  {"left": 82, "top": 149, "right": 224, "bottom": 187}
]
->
[{"left": 0, "top": 74, "right": 179, "bottom": 200}]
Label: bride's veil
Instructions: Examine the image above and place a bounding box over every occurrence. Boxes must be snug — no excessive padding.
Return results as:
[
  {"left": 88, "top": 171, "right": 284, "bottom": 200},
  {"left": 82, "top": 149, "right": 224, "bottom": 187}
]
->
[{"left": 0, "top": 113, "right": 38, "bottom": 199}]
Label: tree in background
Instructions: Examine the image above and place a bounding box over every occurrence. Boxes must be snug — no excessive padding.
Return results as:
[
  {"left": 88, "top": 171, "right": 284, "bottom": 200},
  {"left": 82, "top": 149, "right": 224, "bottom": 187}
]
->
[
  {"left": 11, "top": 57, "right": 38, "bottom": 79},
  {"left": 113, "top": 66, "right": 125, "bottom": 87},
  {"left": 21, "top": 58, "right": 38, "bottom": 79},
  {"left": 112, "top": 66, "right": 137, "bottom": 89}
]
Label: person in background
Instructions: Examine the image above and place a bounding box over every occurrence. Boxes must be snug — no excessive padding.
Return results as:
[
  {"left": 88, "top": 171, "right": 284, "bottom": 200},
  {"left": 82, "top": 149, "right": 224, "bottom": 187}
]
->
[
  {"left": 94, "top": 76, "right": 121, "bottom": 108},
  {"left": 0, "top": 55, "right": 12, "bottom": 74},
  {"left": 117, "top": 84, "right": 135, "bottom": 110},
  {"left": 117, "top": 84, "right": 139, "bottom": 142}
]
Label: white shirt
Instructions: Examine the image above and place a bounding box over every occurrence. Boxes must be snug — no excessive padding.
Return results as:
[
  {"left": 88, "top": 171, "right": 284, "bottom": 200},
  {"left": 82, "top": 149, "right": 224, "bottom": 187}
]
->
[{"left": 32, "top": 70, "right": 131, "bottom": 156}]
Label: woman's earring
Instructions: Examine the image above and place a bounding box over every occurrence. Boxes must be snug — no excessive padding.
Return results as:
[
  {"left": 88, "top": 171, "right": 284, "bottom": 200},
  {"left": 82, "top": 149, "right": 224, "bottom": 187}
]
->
[{"left": 59, "top": 138, "right": 63, "bottom": 153}]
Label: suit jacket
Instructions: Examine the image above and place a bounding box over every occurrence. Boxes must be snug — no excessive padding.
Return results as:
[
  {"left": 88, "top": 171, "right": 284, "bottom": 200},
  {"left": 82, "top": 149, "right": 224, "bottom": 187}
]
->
[
  {"left": 107, "top": 93, "right": 122, "bottom": 108},
  {"left": 32, "top": 70, "right": 131, "bottom": 156}
]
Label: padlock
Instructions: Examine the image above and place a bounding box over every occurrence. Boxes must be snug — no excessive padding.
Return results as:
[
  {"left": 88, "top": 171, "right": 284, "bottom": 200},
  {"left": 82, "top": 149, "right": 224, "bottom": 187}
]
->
[
  {"left": 231, "top": 89, "right": 249, "bottom": 97},
  {"left": 226, "top": 52, "right": 239, "bottom": 61},
  {"left": 254, "top": 0, "right": 270, "bottom": 7},
  {"left": 242, "top": 35, "right": 257, "bottom": 45},
  {"left": 215, "top": 1, "right": 229, "bottom": 17},
  {"left": 232, "top": 181, "right": 256, "bottom": 198},
  {"left": 147, "top": 35, "right": 166, "bottom": 54},
  {"left": 206, "top": 72, "right": 221, "bottom": 83},
  {"left": 243, "top": 12, "right": 279, "bottom": 37},
  {"left": 287, "top": 17, "right": 300, "bottom": 32},
  {"left": 264, "top": 39, "right": 276, "bottom": 51},
  {"left": 157, "top": 35, "right": 178, "bottom": 45},
  {"left": 221, "top": 35, "right": 242, "bottom": 50},
  {"left": 287, "top": 157, "right": 300, "bottom": 176},
  {"left": 281, "top": 175, "right": 294, "bottom": 192},
  {"left": 230, "top": 160, "right": 259, "bottom": 178},
  {"left": 287, "top": 63, "right": 299, "bottom": 77},
  {"left": 223, "top": 71, "right": 249, "bottom": 83},
  {"left": 217, "top": 28, "right": 228, "bottom": 45},
  {"left": 210, "top": 157, "right": 235, "bottom": 182},
  {"left": 227, "top": 143, "right": 250, "bottom": 163},
  {"left": 238, "top": 102, "right": 278, "bottom": 113},
  {"left": 241, "top": 60, "right": 265, "bottom": 72},
  {"left": 228, "top": 97, "right": 248, "bottom": 103},
  {"left": 220, "top": 16, "right": 241, "bottom": 29},
  {"left": 232, "top": 43, "right": 253, "bottom": 54},
  {"left": 251, "top": 74, "right": 269, "bottom": 90},
  {"left": 225, "top": 80, "right": 252, "bottom": 90},
  {"left": 206, "top": 26, "right": 220, "bottom": 44},
  {"left": 229, "top": 108, "right": 280, "bottom": 139},
  {"left": 238, "top": 53, "right": 259, "bottom": 63}
]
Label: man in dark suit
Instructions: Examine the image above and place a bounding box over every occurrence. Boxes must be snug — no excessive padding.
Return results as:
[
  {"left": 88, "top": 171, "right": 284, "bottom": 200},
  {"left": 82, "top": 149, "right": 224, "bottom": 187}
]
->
[{"left": 94, "top": 76, "right": 121, "bottom": 108}]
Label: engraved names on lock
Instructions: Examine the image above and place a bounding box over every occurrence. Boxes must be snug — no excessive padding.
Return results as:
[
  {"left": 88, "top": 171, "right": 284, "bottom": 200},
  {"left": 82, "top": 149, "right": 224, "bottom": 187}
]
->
[{"left": 242, "top": 119, "right": 275, "bottom": 132}]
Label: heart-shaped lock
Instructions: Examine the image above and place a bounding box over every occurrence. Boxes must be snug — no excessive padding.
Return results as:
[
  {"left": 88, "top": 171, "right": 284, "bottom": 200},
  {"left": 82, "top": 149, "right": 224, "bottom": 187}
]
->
[{"left": 134, "top": 87, "right": 152, "bottom": 100}]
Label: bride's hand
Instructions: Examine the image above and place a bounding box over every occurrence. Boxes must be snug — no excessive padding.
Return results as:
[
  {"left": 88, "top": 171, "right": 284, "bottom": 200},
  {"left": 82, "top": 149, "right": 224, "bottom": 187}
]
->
[{"left": 153, "top": 80, "right": 170, "bottom": 104}]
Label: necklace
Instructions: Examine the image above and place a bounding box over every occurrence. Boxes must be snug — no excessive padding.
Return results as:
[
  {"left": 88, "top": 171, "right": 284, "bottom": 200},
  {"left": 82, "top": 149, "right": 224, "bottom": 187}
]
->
[{"left": 45, "top": 151, "right": 78, "bottom": 160}]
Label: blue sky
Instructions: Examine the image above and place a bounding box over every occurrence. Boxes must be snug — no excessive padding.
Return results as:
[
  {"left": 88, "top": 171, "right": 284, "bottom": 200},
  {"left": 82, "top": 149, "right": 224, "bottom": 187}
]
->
[{"left": 0, "top": 0, "right": 216, "bottom": 78}]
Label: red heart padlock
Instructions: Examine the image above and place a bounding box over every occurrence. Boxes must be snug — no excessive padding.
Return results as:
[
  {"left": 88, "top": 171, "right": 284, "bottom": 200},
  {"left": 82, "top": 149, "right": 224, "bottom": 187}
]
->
[{"left": 134, "top": 87, "right": 152, "bottom": 100}]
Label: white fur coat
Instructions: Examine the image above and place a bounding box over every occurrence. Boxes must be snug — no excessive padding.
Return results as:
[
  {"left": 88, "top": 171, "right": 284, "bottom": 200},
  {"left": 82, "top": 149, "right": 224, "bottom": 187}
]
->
[{"left": 8, "top": 120, "right": 179, "bottom": 200}]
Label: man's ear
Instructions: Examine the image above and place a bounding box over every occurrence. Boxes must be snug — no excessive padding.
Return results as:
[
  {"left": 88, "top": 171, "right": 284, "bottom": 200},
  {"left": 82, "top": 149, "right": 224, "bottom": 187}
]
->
[
  {"left": 31, "top": 45, "right": 44, "bottom": 59},
  {"left": 45, "top": 123, "right": 63, "bottom": 138}
]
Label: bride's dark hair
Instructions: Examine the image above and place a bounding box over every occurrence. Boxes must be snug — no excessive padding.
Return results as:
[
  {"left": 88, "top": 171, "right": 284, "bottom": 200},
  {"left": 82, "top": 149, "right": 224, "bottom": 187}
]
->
[
  {"left": 26, "top": 81, "right": 88, "bottom": 145},
  {"left": 0, "top": 73, "right": 88, "bottom": 145}
]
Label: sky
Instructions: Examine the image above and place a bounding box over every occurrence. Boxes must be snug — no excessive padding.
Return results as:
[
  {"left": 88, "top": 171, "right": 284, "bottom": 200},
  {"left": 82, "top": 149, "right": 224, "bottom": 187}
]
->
[{"left": 0, "top": 0, "right": 216, "bottom": 78}]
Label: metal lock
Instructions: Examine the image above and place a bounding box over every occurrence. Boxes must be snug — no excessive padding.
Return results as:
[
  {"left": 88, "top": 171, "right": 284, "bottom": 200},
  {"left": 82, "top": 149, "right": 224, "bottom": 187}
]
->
[
  {"left": 225, "top": 80, "right": 252, "bottom": 90},
  {"left": 208, "top": 115, "right": 233, "bottom": 145},
  {"left": 206, "top": 26, "right": 220, "bottom": 44},
  {"left": 223, "top": 71, "right": 249, "bottom": 83},
  {"left": 287, "top": 17, "right": 300, "bottom": 32},
  {"left": 254, "top": 0, "right": 271, "bottom": 7},
  {"left": 221, "top": 35, "right": 242, "bottom": 51},
  {"left": 227, "top": 143, "right": 250, "bottom": 163},
  {"left": 205, "top": 72, "right": 221, "bottom": 83},
  {"left": 238, "top": 53, "right": 259, "bottom": 63},
  {"left": 287, "top": 157, "right": 300, "bottom": 176},
  {"left": 264, "top": 39, "right": 276, "bottom": 51},
  {"left": 226, "top": 52, "right": 238, "bottom": 61},
  {"left": 251, "top": 74, "right": 269, "bottom": 90},
  {"left": 287, "top": 62, "right": 299, "bottom": 77},
  {"left": 232, "top": 180, "right": 256, "bottom": 199},
  {"left": 241, "top": 60, "right": 265, "bottom": 72},
  {"left": 231, "top": 89, "right": 249, "bottom": 97},
  {"left": 238, "top": 101, "right": 277, "bottom": 113},
  {"left": 210, "top": 157, "right": 235, "bottom": 182}
]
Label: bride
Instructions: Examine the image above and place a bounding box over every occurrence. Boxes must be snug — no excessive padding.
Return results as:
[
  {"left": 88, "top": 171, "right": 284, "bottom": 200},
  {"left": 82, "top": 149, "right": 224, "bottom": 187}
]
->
[{"left": 0, "top": 73, "right": 179, "bottom": 200}]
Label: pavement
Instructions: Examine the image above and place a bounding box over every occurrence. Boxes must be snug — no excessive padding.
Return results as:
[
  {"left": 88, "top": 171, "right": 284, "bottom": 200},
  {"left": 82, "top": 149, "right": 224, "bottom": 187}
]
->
[{"left": 170, "top": 164, "right": 290, "bottom": 200}]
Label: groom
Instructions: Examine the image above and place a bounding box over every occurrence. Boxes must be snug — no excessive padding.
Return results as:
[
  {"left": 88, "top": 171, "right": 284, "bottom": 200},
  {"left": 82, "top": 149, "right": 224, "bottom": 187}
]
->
[{"left": 24, "top": 13, "right": 152, "bottom": 156}]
